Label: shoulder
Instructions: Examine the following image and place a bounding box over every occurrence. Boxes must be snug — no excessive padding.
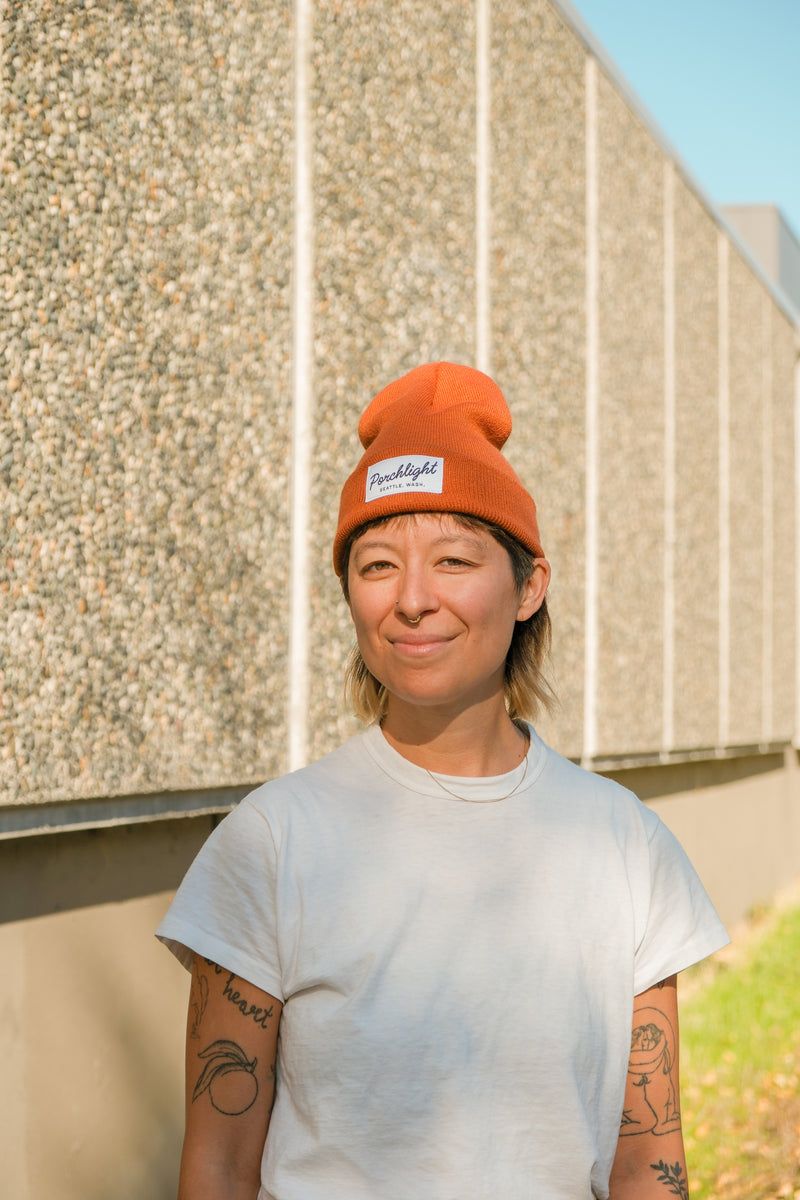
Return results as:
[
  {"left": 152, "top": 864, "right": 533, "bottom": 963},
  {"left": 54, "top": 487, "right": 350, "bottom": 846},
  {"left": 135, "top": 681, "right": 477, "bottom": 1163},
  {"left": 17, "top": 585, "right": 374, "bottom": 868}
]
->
[
  {"left": 531, "top": 727, "right": 643, "bottom": 814},
  {"left": 226, "top": 727, "right": 376, "bottom": 830},
  {"left": 528, "top": 729, "right": 665, "bottom": 860},
  {"left": 167, "top": 729, "right": 376, "bottom": 895}
]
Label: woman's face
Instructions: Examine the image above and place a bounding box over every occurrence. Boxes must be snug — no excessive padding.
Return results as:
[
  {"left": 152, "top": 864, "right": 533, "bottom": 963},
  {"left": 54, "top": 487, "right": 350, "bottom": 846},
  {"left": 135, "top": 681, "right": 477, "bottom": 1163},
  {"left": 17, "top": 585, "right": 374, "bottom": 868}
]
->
[{"left": 346, "top": 513, "right": 548, "bottom": 716}]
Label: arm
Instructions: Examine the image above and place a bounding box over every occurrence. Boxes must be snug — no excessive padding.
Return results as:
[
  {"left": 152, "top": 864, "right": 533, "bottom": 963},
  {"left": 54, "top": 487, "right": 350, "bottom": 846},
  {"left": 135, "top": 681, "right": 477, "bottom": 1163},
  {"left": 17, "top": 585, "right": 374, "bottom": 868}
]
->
[
  {"left": 609, "top": 976, "right": 690, "bottom": 1199},
  {"left": 177, "top": 953, "right": 283, "bottom": 1200}
]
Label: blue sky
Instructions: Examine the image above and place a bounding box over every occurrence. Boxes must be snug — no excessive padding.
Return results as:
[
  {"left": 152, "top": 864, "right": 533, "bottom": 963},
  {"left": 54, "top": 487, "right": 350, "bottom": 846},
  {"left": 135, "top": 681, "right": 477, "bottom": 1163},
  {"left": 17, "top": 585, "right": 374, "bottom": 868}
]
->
[{"left": 565, "top": 0, "right": 800, "bottom": 238}]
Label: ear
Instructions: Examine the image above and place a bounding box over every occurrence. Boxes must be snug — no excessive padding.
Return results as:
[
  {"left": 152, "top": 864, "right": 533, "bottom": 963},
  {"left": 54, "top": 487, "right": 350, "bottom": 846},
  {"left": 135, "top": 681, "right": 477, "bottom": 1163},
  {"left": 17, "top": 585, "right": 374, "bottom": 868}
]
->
[{"left": 516, "top": 558, "right": 550, "bottom": 622}]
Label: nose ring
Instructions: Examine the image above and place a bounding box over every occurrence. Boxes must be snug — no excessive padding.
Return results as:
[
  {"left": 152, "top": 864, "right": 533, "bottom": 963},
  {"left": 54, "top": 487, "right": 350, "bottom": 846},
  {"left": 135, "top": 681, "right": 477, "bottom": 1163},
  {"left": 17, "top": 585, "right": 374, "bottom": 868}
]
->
[{"left": 395, "top": 601, "right": 422, "bottom": 625}]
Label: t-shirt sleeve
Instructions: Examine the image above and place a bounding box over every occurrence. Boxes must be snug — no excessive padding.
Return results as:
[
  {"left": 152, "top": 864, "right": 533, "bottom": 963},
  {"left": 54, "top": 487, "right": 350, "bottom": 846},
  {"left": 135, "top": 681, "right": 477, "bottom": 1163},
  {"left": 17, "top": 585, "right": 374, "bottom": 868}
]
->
[
  {"left": 632, "top": 807, "right": 730, "bottom": 995},
  {"left": 155, "top": 796, "right": 286, "bottom": 1002}
]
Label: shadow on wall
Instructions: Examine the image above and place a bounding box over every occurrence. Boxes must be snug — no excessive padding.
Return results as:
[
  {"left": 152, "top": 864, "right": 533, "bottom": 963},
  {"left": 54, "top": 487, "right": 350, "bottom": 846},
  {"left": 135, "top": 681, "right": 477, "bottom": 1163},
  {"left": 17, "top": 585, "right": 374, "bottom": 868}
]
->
[
  {"left": 0, "top": 816, "right": 215, "bottom": 924},
  {"left": 601, "top": 751, "right": 786, "bottom": 803},
  {"left": 1, "top": 820, "right": 207, "bottom": 1198}
]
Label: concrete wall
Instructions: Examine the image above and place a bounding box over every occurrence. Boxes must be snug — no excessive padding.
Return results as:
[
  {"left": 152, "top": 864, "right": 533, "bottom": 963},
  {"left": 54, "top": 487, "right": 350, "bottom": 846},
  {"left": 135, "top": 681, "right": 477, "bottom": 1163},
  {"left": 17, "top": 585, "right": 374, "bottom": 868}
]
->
[
  {"left": 3, "top": 0, "right": 797, "bottom": 809},
  {"left": 0, "top": 821, "right": 205, "bottom": 1199},
  {"left": 2, "top": 0, "right": 294, "bottom": 805},
  {"left": 1, "top": 0, "right": 799, "bottom": 1196}
]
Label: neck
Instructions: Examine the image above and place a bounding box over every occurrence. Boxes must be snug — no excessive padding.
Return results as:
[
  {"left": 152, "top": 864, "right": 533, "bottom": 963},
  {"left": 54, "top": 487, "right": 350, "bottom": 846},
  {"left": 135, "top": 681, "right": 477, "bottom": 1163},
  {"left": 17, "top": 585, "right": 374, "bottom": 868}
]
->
[{"left": 380, "top": 698, "right": 529, "bottom": 776}]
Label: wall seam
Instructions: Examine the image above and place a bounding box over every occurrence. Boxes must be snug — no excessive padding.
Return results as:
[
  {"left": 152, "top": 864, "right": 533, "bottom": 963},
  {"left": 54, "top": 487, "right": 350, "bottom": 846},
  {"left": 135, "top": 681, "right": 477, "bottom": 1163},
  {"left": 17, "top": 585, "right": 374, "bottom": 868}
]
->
[
  {"left": 582, "top": 55, "right": 599, "bottom": 765},
  {"left": 288, "top": 0, "right": 315, "bottom": 771},
  {"left": 475, "top": 0, "right": 491, "bottom": 374},
  {"left": 761, "top": 297, "right": 774, "bottom": 745},
  {"left": 717, "top": 233, "right": 730, "bottom": 750}
]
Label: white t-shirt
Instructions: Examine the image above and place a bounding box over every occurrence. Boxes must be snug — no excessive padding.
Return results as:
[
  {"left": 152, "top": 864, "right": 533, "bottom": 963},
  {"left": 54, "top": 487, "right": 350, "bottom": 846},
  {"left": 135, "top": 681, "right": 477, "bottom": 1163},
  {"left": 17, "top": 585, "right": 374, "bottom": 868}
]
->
[{"left": 158, "top": 723, "right": 728, "bottom": 1200}]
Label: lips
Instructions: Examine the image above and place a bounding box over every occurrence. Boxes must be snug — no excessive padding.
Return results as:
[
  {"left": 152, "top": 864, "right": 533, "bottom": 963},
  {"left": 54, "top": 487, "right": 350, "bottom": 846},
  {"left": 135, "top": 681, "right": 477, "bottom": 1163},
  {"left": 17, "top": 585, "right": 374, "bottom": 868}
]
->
[{"left": 388, "top": 632, "right": 456, "bottom": 655}]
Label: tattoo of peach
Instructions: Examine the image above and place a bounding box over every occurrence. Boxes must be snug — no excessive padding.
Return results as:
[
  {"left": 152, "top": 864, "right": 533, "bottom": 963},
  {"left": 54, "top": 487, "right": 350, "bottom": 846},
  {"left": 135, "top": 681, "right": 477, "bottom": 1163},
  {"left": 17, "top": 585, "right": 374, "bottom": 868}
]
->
[{"left": 192, "top": 1040, "right": 259, "bottom": 1115}]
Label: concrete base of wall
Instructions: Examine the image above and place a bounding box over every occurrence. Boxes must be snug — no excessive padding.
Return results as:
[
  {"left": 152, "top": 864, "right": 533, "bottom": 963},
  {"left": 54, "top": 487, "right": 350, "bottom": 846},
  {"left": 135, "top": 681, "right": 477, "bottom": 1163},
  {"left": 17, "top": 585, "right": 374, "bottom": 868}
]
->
[
  {"left": 2, "top": 756, "right": 799, "bottom": 1198},
  {"left": 604, "top": 748, "right": 800, "bottom": 928},
  {"left": 0, "top": 818, "right": 212, "bottom": 1200}
]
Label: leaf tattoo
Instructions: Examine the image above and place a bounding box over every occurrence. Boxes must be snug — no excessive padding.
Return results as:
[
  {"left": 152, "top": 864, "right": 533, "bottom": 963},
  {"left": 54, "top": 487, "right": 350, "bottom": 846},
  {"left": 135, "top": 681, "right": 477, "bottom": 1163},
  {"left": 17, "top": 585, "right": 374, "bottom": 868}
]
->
[
  {"left": 189, "top": 971, "right": 209, "bottom": 1040},
  {"left": 651, "top": 1159, "right": 690, "bottom": 1199},
  {"left": 192, "top": 1039, "right": 259, "bottom": 1115}
]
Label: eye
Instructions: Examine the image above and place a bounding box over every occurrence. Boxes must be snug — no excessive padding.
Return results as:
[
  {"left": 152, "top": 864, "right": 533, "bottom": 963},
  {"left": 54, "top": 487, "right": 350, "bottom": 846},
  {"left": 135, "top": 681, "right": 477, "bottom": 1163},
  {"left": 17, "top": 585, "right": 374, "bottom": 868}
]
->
[
  {"left": 360, "top": 559, "right": 395, "bottom": 575},
  {"left": 438, "top": 556, "right": 474, "bottom": 569}
]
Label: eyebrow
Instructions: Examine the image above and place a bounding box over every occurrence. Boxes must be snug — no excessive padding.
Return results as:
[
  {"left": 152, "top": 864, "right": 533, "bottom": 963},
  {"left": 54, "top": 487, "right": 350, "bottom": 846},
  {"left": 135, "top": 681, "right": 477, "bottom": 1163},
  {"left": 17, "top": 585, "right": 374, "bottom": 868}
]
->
[{"left": 352, "top": 531, "right": 489, "bottom": 557}]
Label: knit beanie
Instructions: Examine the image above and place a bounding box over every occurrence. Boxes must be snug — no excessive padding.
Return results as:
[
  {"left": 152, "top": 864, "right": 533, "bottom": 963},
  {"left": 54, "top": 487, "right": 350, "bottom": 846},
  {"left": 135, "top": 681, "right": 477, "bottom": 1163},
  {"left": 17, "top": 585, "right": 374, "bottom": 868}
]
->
[{"left": 333, "top": 361, "right": 544, "bottom": 575}]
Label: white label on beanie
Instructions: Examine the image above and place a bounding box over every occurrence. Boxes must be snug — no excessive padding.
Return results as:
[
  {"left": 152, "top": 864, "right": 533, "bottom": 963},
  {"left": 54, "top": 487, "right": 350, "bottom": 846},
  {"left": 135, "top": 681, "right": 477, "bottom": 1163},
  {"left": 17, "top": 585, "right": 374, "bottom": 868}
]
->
[{"left": 365, "top": 455, "right": 444, "bottom": 502}]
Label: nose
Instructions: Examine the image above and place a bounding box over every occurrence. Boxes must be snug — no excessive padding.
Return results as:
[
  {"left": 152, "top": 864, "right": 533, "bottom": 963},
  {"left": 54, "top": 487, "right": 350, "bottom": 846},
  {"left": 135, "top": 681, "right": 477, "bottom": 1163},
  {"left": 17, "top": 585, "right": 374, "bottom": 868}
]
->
[{"left": 393, "top": 564, "right": 439, "bottom": 622}]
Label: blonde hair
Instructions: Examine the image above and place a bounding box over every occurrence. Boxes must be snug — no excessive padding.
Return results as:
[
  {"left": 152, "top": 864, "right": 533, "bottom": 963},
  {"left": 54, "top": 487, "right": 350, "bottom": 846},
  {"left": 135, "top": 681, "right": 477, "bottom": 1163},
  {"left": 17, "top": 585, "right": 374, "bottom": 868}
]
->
[{"left": 339, "top": 513, "right": 555, "bottom": 724}]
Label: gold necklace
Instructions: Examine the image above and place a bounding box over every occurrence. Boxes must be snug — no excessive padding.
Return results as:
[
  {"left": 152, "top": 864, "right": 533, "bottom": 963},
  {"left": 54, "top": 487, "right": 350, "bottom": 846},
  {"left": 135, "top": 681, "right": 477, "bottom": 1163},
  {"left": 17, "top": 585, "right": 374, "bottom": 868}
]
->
[{"left": 425, "top": 752, "right": 528, "bottom": 804}]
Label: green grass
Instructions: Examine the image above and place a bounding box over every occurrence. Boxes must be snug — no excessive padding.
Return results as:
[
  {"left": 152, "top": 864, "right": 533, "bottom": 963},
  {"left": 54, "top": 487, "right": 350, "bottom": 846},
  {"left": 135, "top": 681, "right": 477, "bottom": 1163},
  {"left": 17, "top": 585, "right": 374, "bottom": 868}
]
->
[{"left": 679, "top": 900, "right": 800, "bottom": 1199}]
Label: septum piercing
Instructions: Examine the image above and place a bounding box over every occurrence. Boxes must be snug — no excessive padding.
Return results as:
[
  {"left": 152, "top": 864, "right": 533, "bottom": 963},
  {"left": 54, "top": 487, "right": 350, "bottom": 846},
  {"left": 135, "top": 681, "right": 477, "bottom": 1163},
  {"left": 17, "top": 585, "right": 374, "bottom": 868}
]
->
[{"left": 395, "top": 601, "right": 422, "bottom": 624}]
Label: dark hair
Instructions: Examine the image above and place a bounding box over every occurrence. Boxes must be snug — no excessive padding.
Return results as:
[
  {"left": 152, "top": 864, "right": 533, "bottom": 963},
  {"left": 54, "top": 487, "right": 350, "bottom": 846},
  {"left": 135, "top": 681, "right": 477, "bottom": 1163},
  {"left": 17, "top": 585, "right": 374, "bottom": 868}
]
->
[{"left": 339, "top": 512, "right": 554, "bottom": 724}]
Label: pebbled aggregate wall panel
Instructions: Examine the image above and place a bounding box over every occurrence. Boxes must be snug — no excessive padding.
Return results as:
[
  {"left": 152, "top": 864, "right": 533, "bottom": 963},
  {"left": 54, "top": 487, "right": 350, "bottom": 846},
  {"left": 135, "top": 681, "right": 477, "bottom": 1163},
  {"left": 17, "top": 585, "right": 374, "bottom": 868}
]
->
[
  {"left": 2, "top": 0, "right": 294, "bottom": 804},
  {"left": 0, "top": 0, "right": 797, "bottom": 814}
]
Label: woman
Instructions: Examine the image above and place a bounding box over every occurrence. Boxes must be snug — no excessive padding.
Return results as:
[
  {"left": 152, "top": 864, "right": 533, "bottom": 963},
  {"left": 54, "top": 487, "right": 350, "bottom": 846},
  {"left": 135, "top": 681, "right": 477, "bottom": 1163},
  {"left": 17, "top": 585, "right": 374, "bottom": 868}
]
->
[{"left": 158, "top": 361, "right": 728, "bottom": 1199}]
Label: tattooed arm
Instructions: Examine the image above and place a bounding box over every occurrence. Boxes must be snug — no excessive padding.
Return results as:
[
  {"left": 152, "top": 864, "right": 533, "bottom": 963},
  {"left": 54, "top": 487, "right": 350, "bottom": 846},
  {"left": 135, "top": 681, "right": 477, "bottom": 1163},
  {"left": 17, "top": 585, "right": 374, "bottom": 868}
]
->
[
  {"left": 609, "top": 976, "right": 691, "bottom": 1199},
  {"left": 177, "top": 954, "right": 283, "bottom": 1200}
]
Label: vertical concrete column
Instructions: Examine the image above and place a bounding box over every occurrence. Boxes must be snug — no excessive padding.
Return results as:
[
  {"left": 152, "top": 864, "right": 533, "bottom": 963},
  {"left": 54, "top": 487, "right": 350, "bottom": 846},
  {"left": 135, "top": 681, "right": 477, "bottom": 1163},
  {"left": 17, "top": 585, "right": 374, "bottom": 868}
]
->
[
  {"left": 761, "top": 296, "right": 774, "bottom": 744},
  {"left": 583, "top": 53, "right": 600, "bottom": 764},
  {"left": 717, "top": 231, "right": 731, "bottom": 749},
  {"left": 0, "top": 0, "right": 295, "bottom": 804},
  {"left": 305, "top": 0, "right": 478, "bottom": 758},
  {"left": 491, "top": 0, "right": 587, "bottom": 758},
  {"left": 672, "top": 177, "right": 720, "bottom": 751},
  {"left": 288, "top": 0, "right": 315, "bottom": 770},
  {"left": 594, "top": 70, "right": 665, "bottom": 757},
  {"left": 764, "top": 306, "right": 796, "bottom": 745},
  {"left": 475, "top": 0, "right": 491, "bottom": 376},
  {"left": 662, "top": 160, "right": 676, "bottom": 754},
  {"left": 727, "top": 248, "right": 767, "bottom": 746}
]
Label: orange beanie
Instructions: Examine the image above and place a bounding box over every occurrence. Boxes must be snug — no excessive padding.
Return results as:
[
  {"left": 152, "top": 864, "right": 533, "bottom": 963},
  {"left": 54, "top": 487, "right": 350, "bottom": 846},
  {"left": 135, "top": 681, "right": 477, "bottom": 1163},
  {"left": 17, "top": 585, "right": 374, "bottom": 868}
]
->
[{"left": 333, "top": 361, "right": 544, "bottom": 575}]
